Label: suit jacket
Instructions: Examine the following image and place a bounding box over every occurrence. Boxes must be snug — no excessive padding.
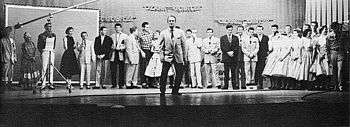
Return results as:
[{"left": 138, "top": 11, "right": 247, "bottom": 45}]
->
[
  {"left": 110, "top": 32, "right": 128, "bottom": 62},
  {"left": 202, "top": 36, "right": 220, "bottom": 63},
  {"left": 255, "top": 34, "right": 269, "bottom": 61},
  {"left": 185, "top": 37, "right": 202, "bottom": 63},
  {"left": 78, "top": 39, "right": 95, "bottom": 64},
  {"left": 159, "top": 28, "right": 187, "bottom": 63},
  {"left": 37, "top": 31, "right": 56, "bottom": 54},
  {"left": 94, "top": 35, "right": 113, "bottom": 60},
  {"left": 125, "top": 34, "right": 140, "bottom": 64},
  {"left": 241, "top": 35, "right": 259, "bottom": 62},
  {"left": 220, "top": 34, "right": 239, "bottom": 63}
]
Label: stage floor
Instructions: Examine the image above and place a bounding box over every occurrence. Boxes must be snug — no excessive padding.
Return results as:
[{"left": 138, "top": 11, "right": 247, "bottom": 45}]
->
[{"left": 1, "top": 86, "right": 349, "bottom": 106}]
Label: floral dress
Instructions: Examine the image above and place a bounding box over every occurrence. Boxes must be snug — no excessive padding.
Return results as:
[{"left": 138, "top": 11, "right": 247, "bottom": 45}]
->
[{"left": 20, "top": 40, "right": 40, "bottom": 84}]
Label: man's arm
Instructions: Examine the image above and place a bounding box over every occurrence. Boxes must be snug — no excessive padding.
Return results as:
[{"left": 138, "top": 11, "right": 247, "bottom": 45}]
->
[
  {"left": 180, "top": 31, "right": 187, "bottom": 62},
  {"left": 37, "top": 34, "right": 44, "bottom": 54}
]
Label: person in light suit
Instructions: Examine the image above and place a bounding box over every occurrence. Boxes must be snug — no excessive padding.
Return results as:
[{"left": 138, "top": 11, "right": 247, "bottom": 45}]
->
[
  {"left": 158, "top": 15, "right": 187, "bottom": 95},
  {"left": 202, "top": 28, "right": 220, "bottom": 88},
  {"left": 77, "top": 32, "right": 95, "bottom": 89},
  {"left": 241, "top": 27, "right": 259, "bottom": 85},
  {"left": 125, "top": 26, "right": 145, "bottom": 89},
  {"left": 185, "top": 29, "right": 203, "bottom": 88}
]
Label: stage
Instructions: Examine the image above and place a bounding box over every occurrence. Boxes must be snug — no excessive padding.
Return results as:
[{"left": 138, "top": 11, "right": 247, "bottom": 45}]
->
[{"left": 0, "top": 86, "right": 349, "bottom": 127}]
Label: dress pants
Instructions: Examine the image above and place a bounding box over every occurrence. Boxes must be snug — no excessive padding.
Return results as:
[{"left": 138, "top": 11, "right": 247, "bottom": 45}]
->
[
  {"left": 79, "top": 63, "right": 91, "bottom": 87},
  {"left": 95, "top": 58, "right": 106, "bottom": 87},
  {"left": 41, "top": 51, "right": 55, "bottom": 85},
  {"left": 223, "top": 62, "right": 237, "bottom": 88},
  {"left": 110, "top": 60, "right": 125, "bottom": 87},
  {"left": 256, "top": 60, "right": 266, "bottom": 88},
  {"left": 160, "top": 61, "right": 184, "bottom": 94},
  {"left": 329, "top": 50, "right": 343, "bottom": 86},
  {"left": 190, "top": 62, "right": 202, "bottom": 87},
  {"left": 244, "top": 61, "right": 256, "bottom": 84},
  {"left": 139, "top": 49, "right": 153, "bottom": 85},
  {"left": 126, "top": 64, "right": 139, "bottom": 86},
  {"left": 205, "top": 63, "right": 218, "bottom": 86}
]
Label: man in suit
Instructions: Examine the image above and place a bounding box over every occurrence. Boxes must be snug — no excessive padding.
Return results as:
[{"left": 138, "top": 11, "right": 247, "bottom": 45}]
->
[
  {"left": 37, "top": 23, "right": 56, "bottom": 90},
  {"left": 78, "top": 32, "right": 95, "bottom": 89},
  {"left": 94, "top": 26, "right": 113, "bottom": 89},
  {"left": 242, "top": 27, "right": 259, "bottom": 85},
  {"left": 158, "top": 15, "right": 187, "bottom": 95},
  {"left": 220, "top": 24, "right": 239, "bottom": 89},
  {"left": 110, "top": 23, "right": 128, "bottom": 89},
  {"left": 202, "top": 28, "right": 220, "bottom": 88},
  {"left": 235, "top": 25, "right": 246, "bottom": 89},
  {"left": 255, "top": 25, "right": 269, "bottom": 89}
]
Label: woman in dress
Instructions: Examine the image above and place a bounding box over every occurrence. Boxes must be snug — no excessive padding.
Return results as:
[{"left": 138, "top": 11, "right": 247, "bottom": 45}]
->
[
  {"left": 262, "top": 31, "right": 280, "bottom": 89},
  {"left": 60, "top": 27, "right": 80, "bottom": 88},
  {"left": 20, "top": 32, "right": 40, "bottom": 90},
  {"left": 296, "top": 29, "right": 315, "bottom": 89},
  {"left": 287, "top": 29, "right": 303, "bottom": 89},
  {"left": 270, "top": 33, "right": 292, "bottom": 89},
  {"left": 145, "top": 30, "right": 162, "bottom": 87}
]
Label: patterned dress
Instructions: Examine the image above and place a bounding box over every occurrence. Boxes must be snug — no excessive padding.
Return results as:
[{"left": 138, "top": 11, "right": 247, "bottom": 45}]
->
[
  {"left": 20, "top": 40, "right": 40, "bottom": 84},
  {"left": 295, "top": 37, "right": 315, "bottom": 81},
  {"left": 60, "top": 36, "right": 80, "bottom": 78}
]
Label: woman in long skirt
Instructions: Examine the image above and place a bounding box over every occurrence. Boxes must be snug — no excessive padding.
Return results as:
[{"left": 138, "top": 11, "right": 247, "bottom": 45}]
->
[
  {"left": 20, "top": 32, "right": 40, "bottom": 89},
  {"left": 287, "top": 29, "right": 303, "bottom": 89},
  {"left": 310, "top": 26, "right": 331, "bottom": 89},
  {"left": 145, "top": 31, "right": 162, "bottom": 86},
  {"left": 270, "top": 34, "right": 292, "bottom": 89},
  {"left": 60, "top": 27, "right": 80, "bottom": 88},
  {"left": 296, "top": 29, "right": 315, "bottom": 89}
]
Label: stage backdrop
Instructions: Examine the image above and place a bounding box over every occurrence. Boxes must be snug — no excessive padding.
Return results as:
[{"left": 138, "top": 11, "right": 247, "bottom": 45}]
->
[{"left": 5, "top": 4, "right": 99, "bottom": 82}]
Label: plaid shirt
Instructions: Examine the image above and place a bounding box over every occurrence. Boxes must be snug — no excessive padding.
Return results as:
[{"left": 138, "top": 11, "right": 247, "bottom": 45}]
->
[{"left": 138, "top": 30, "right": 153, "bottom": 50}]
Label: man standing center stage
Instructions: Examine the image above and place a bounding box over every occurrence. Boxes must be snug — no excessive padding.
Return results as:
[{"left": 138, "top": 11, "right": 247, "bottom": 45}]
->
[
  {"left": 110, "top": 23, "right": 128, "bottom": 89},
  {"left": 158, "top": 15, "right": 187, "bottom": 95},
  {"left": 93, "top": 26, "right": 113, "bottom": 89},
  {"left": 220, "top": 24, "right": 239, "bottom": 89},
  {"left": 38, "top": 23, "right": 56, "bottom": 90}
]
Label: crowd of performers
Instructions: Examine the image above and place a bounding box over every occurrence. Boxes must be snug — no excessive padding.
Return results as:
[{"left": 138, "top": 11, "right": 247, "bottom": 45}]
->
[{"left": 1, "top": 16, "right": 349, "bottom": 94}]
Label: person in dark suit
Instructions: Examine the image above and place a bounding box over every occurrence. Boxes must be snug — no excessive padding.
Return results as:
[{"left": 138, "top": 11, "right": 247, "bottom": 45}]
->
[
  {"left": 255, "top": 25, "right": 269, "bottom": 89},
  {"left": 220, "top": 24, "right": 239, "bottom": 89},
  {"left": 158, "top": 15, "right": 187, "bottom": 95},
  {"left": 93, "top": 26, "right": 113, "bottom": 89},
  {"left": 235, "top": 25, "right": 246, "bottom": 89}
]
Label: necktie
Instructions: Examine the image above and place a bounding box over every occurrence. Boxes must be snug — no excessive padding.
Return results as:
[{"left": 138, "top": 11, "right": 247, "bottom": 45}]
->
[{"left": 170, "top": 29, "right": 174, "bottom": 39}]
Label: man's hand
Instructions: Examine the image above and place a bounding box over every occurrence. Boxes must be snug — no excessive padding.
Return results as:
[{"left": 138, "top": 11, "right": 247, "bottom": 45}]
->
[
  {"left": 227, "top": 51, "right": 234, "bottom": 57},
  {"left": 98, "top": 54, "right": 105, "bottom": 59},
  {"left": 141, "top": 51, "right": 146, "bottom": 58}
]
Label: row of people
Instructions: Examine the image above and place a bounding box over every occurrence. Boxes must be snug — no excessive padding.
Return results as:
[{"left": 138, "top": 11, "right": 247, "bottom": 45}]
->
[{"left": 0, "top": 16, "right": 346, "bottom": 93}]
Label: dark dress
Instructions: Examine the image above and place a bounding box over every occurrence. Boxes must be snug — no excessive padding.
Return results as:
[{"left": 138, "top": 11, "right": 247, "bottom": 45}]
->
[
  {"left": 20, "top": 41, "right": 39, "bottom": 84},
  {"left": 60, "top": 36, "right": 80, "bottom": 78}
]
